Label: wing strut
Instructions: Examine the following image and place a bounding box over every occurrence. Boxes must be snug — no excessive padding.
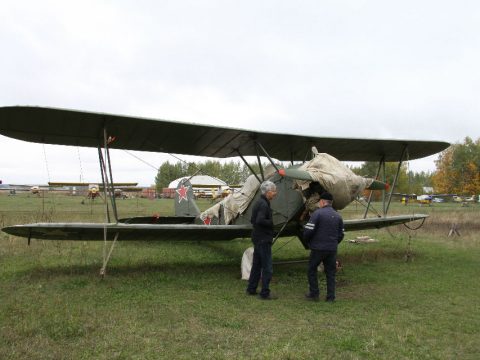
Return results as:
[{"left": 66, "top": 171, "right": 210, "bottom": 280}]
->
[
  {"left": 97, "top": 128, "right": 119, "bottom": 222},
  {"left": 237, "top": 140, "right": 281, "bottom": 184},
  {"left": 385, "top": 145, "right": 408, "bottom": 215},
  {"left": 363, "top": 155, "right": 384, "bottom": 219},
  {"left": 98, "top": 125, "right": 121, "bottom": 277},
  {"left": 362, "top": 145, "right": 408, "bottom": 218},
  {"left": 236, "top": 151, "right": 262, "bottom": 184},
  {"left": 255, "top": 146, "right": 265, "bottom": 181},
  {"left": 98, "top": 147, "right": 110, "bottom": 222},
  {"left": 255, "top": 141, "right": 280, "bottom": 173}
]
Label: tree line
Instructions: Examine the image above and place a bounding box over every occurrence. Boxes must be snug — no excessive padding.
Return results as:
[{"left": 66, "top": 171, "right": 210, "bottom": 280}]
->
[
  {"left": 432, "top": 137, "right": 480, "bottom": 195},
  {"left": 155, "top": 160, "right": 263, "bottom": 192},
  {"left": 154, "top": 137, "right": 480, "bottom": 196},
  {"left": 350, "top": 162, "right": 433, "bottom": 196}
]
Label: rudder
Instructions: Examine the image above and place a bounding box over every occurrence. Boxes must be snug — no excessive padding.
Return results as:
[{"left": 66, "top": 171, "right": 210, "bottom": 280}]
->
[{"left": 174, "top": 179, "right": 201, "bottom": 216}]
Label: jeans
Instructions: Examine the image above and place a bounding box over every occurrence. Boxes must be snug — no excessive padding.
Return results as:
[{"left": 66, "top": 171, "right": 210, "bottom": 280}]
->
[
  {"left": 307, "top": 249, "right": 336, "bottom": 300},
  {"left": 246, "top": 242, "right": 273, "bottom": 297}
]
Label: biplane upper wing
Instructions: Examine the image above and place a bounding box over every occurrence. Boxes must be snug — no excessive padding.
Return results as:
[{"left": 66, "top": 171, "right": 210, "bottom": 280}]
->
[{"left": 0, "top": 106, "right": 449, "bottom": 161}]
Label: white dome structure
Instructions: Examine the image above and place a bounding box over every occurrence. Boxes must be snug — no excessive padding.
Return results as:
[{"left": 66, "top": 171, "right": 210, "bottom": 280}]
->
[{"left": 168, "top": 175, "right": 227, "bottom": 189}]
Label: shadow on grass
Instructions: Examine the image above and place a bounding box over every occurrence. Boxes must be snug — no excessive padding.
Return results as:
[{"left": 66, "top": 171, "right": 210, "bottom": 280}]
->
[
  {"left": 19, "top": 261, "right": 239, "bottom": 280},
  {"left": 16, "top": 246, "right": 416, "bottom": 282},
  {"left": 118, "top": 239, "right": 248, "bottom": 257},
  {"left": 189, "top": 241, "right": 247, "bottom": 259},
  {"left": 341, "top": 247, "right": 413, "bottom": 264}
]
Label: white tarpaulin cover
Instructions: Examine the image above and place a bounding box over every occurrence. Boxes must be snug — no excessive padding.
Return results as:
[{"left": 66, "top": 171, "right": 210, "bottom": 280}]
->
[
  {"left": 200, "top": 173, "right": 260, "bottom": 224},
  {"left": 241, "top": 247, "right": 254, "bottom": 280},
  {"left": 296, "top": 153, "right": 374, "bottom": 210},
  {"left": 200, "top": 165, "right": 277, "bottom": 224}
]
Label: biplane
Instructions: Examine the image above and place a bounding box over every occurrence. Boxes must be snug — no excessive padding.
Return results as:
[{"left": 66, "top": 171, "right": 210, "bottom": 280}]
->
[
  {"left": 0, "top": 183, "right": 49, "bottom": 195},
  {"left": 0, "top": 106, "right": 450, "bottom": 246},
  {"left": 47, "top": 182, "right": 140, "bottom": 199},
  {"left": 391, "top": 192, "right": 457, "bottom": 205},
  {"left": 453, "top": 195, "right": 478, "bottom": 203}
]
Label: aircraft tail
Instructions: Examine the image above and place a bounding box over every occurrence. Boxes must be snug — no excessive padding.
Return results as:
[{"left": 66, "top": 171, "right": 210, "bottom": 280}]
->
[{"left": 174, "top": 179, "right": 201, "bottom": 217}]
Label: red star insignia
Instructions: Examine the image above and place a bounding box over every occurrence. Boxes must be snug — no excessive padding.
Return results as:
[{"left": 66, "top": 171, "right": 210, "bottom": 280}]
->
[
  {"left": 176, "top": 185, "right": 189, "bottom": 202},
  {"left": 203, "top": 217, "right": 212, "bottom": 225}
]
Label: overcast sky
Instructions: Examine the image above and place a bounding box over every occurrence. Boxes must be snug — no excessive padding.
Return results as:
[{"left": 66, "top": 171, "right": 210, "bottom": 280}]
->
[{"left": 1, "top": 1, "right": 479, "bottom": 186}]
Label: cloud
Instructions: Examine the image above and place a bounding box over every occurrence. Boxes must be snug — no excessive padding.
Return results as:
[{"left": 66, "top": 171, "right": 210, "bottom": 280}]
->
[{"left": 1, "top": 1, "right": 479, "bottom": 184}]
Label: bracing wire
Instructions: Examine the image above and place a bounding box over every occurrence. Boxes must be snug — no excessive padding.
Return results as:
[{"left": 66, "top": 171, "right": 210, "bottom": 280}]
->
[
  {"left": 272, "top": 236, "right": 297, "bottom": 254},
  {"left": 400, "top": 149, "right": 422, "bottom": 262},
  {"left": 403, "top": 217, "right": 426, "bottom": 230},
  {"left": 100, "top": 232, "right": 120, "bottom": 276},
  {"left": 353, "top": 198, "right": 382, "bottom": 218},
  {"left": 77, "top": 147, "right": 84, "bottom": 183},
  {"left": 122, "top": 144, "right": 290, "bottom": 222},
  {"left": 122, "top": 150, "right": 159, "bottom": 171},
  {"left": 42, "top": 144, "right": 51, "bottom": 183}
]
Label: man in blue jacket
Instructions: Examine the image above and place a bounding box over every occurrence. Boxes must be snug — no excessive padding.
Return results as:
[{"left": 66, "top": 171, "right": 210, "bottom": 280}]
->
[
  {"left": 246, "top": 180, "right": 277, "bottom": 300},
  {"left": 303, "top": 191, "right": 344, "bottom": 302}
]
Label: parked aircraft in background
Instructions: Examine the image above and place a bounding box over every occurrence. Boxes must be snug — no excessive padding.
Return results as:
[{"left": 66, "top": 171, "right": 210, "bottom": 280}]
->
[
  {"left": 453, "top": 195, "right": 478, "bottom": 203},
  {"left": 48, "top": 182, "right": 139, "bottom": 199},
  {"left": 392, "top": 193, "right": 458, "bottom": 205},
  {"left": 416, "top": 194, "right": 432, "bottom": 205},
  {"left": 0, "top": 183, "right": 50, "bottom": 195}
]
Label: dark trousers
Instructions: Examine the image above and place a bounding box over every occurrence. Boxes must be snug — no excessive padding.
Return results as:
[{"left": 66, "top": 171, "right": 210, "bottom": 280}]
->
[
  {"left": 246, "top": 242, "right": 273, "bottom": 297},
  {"left": 307, "top": 249, "right": 336, "bottom": 300}
]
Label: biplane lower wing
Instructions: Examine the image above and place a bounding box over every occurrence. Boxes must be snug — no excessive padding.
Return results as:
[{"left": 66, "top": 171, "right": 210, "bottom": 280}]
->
[
  {"left": 2, "top": 223, "right": 254, "bottom": 241},
  {"left": 2, "top": 214, "right": 427, "bottom": 241},
  {"left": 343, "top": 214, "right": 428, "bottom": 231}
]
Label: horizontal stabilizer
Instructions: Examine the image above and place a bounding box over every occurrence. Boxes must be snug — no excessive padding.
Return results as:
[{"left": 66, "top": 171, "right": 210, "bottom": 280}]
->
[{"left": 366, "top": 180, "right": 389, "bottom": 191}]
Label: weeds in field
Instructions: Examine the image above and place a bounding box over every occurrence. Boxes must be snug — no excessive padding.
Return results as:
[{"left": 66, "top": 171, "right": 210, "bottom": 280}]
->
[{"left": 1, "top": 194, "right": 479, "bottom": 359}]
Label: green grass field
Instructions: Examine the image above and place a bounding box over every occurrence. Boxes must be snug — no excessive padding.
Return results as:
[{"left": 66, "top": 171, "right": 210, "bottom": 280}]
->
[{"left": 1, "top": 193, "right": 479, "bottom": 359}]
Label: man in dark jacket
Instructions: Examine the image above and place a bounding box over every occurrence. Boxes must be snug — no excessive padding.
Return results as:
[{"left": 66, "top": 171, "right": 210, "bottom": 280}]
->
[
  {"left": 246, "top": 180, "right": 277, "bottom": 300},
  {"left": 303, "top": 191, "right": 344, "bottom": 302}
]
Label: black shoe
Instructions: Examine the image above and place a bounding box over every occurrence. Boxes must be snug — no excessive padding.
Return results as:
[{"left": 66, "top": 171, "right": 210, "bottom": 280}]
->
[
  {"left": 245, "top": 290, "right": 257, "bottom": 296},
  {"left": 305, "top": 293, "right": 320, "bottom": 302},
  {"left": 325, "top": 298, "right": 335, "bottom": 303},
  {"left": 259, "top": 294, "right": 278, "bottom": 300}
]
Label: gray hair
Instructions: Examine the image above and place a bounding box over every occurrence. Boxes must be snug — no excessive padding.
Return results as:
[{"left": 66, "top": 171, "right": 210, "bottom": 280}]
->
[{"left": 260, "top": 180, "right": 276, "bottom": 194}]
